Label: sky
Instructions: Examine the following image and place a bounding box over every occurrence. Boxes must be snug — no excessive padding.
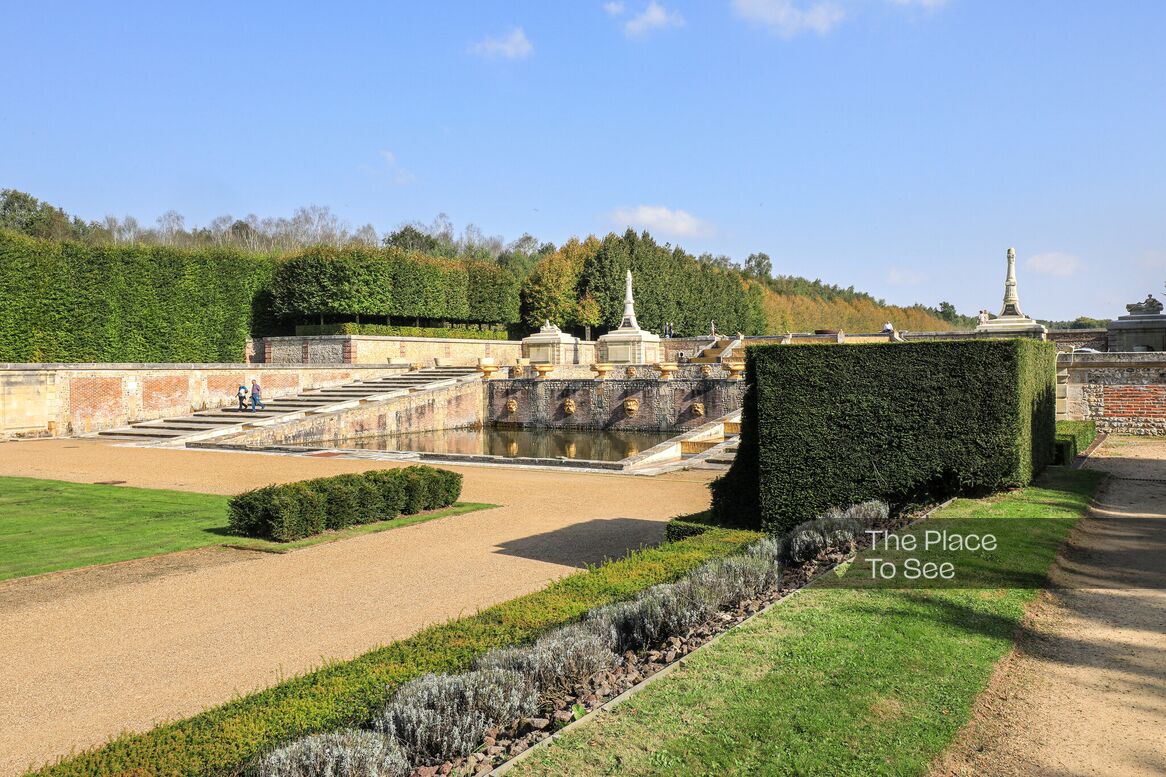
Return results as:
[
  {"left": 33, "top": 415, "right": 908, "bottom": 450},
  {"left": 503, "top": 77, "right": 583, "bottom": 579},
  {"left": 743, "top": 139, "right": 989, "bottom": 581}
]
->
[{"left": 3, "top": 1, "right": 1164, "bottom": 320}]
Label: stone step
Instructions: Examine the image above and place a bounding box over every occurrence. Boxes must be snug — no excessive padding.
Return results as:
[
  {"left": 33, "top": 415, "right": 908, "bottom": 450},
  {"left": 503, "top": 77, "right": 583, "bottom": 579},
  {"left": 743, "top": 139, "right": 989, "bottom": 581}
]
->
[
  {"left": 98, "top": 428, "right": 189, "bottom": 439},
  {"left": 134, "top": 423, "right": 222, "bottom": 432},
  {"left": 162, "top": 417, "right": 243, "bottom": 426}
]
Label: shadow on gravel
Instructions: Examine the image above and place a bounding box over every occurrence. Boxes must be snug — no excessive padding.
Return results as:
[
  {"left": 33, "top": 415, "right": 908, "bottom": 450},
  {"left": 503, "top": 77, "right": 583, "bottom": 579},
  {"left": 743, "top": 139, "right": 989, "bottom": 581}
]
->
[{"left": 493, "top": 517, "right": 664, "bottom": 568}]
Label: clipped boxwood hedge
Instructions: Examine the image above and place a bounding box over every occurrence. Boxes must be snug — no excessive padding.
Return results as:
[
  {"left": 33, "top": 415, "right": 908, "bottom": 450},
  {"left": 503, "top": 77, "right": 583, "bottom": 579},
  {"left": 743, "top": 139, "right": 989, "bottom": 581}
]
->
[
  {"left": 712, "top": 339, "right": 1057, "bottom": 533},
  {"left": 294, "top": 323, "right": 510, "bottom": 340},
  {"left": 229, "top": 466, "right": 462, "bottom": 541},
  {"left": 29, "top": 528, "right": 757, "bottom": 777},
  {"left": 1054, "top": 420, "right": 1098, "bottom": 464},
  {"left": 663, "top": 511, "right": 720, "bottom": 542}
]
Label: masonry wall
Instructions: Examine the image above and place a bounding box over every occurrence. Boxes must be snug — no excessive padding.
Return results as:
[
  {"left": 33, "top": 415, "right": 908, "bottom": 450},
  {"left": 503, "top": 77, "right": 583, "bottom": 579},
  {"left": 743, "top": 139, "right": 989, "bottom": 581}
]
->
[
  {"left": 0, "top": 364, "right": 407, "bottom": 439},
  {"left": 487, "top": 378, "right": 746, "bottom": 431},
  {"left": 213, "top": 378, "right": 486, "bottom": 447},
  {"left": 1058, "top": 352, "right": 1166, "bottom": 435},
  {"left": 256, "top": 335, "right": 525, "bottom": 366}
]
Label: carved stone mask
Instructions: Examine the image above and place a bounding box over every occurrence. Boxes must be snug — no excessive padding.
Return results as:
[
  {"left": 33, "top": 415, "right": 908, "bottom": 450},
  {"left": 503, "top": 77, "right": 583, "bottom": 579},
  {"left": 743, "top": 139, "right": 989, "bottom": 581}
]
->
[
  {"left": 505, "top": 398, "right": 518, "bottom": 413},
  {"left": 692, "top": 402, "right": 705, "bottom": 417},
  {"left": 624, "top": 397, "right": 640, "bottom": 417},
  {"left": 563, "top": 398, "right": 577, "bottom": 415}
]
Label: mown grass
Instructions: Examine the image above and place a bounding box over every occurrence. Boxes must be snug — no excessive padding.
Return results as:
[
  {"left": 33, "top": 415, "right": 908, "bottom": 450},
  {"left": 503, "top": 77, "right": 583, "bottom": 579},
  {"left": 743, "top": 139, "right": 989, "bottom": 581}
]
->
[
  {"left": 0, "top": 476, "right": 229, "bottom": 580},
  {"left": 0, "top": 477, "right": 493, "bottom": 578},
  {"left": 27, "top": 527, "right": 759, "bottom": 777},
  {"left": 510, "top": 467, "right": 1102, "bottom": 777}
]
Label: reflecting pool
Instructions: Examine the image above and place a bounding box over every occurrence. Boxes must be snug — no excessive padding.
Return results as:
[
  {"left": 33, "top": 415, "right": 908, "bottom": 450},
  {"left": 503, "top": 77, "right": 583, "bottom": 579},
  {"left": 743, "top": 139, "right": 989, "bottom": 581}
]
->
[{"left": 300, "top": 427, "right": 677, "bottom": 462}]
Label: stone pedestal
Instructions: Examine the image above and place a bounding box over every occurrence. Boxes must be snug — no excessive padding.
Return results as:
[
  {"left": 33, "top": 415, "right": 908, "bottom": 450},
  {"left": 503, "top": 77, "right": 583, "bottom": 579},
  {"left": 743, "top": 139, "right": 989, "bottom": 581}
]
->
[
  {"left": 521, "top": 321, "right": 579, "bottom": 364},
  {"left": 595, "top": 270, "right": 662, "bottom": 363},
  {"left": 974, "top": 247, "right": 1048, "bottom": 339},
  {"left": 1108, "top": 315, "right": 1166, "bottom": 352}
]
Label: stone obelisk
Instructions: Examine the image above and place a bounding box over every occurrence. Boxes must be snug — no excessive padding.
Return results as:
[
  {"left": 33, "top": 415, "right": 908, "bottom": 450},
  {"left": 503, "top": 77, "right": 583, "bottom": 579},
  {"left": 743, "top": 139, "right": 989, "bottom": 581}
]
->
[
  {"left": 619, "top": 269, "right": 640, "bottom": 330},
  {"left": 999, "top": 247, "right": 1024, "bottom": 317},
  {"left": 975, "top": 247, "right": 1046, "bottom": 337},
  {"left": 596, "top": 269, "right": 661, "bottom": 363}
]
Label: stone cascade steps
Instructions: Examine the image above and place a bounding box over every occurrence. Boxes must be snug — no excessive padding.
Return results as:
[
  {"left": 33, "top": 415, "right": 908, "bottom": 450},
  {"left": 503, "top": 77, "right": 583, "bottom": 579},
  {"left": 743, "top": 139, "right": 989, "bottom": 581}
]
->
[
  {"left": 688, "top": 337, "right": 733, "bottom": 364},
  {"left": 95, "top": 366, "right": 480, "bottom": 445}
]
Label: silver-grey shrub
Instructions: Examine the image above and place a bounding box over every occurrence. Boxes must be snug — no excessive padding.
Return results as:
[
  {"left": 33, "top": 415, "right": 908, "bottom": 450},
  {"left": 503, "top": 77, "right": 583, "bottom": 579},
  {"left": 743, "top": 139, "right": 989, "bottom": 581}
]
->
[
  {"left": 374, "top": 669, "right": 537, "bottom": 766},
  {"left": 846, "top": 499, "right": 889, "bottom": 528},
  {"left": 475, "top": 626, "right": 620, "bottom": 696},
  {"left": 257, "top": 730, "right": 408, "bottom": 777}
]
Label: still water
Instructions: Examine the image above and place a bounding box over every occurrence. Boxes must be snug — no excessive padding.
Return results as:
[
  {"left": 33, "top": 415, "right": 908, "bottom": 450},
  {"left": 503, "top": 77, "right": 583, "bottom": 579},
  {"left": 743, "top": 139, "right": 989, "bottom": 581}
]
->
[{"left": 305, "top": 427, "right": 676, "bottom": 462}]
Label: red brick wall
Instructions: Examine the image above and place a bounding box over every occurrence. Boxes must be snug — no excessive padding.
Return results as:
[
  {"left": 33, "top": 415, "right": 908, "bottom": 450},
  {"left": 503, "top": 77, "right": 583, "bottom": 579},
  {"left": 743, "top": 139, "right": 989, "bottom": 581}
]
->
[
  {"left": 1102, "top": 386, "right": 1166, "bottom": 418},
  {"left": 68, "top": 377, "right": 123, "bottom": 434}
]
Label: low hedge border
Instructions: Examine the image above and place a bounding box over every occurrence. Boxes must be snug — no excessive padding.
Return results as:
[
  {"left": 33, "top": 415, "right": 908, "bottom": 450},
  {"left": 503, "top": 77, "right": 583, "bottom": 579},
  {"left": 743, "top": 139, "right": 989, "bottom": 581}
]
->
[
  {"left": 228, "top": 466, "right": 462, "bottom": 542},
  {"left": 1055, "top": 420, "right": 1098, "bottom": 464},
  {"left": 663, "top": 511, "right": 721, "bottom": 542},
  {"left": 29, "top": 528, "right": 759, "bottom": 777},
  {"left": 294, "top": 323, "right": 511, "bottom": 340}
]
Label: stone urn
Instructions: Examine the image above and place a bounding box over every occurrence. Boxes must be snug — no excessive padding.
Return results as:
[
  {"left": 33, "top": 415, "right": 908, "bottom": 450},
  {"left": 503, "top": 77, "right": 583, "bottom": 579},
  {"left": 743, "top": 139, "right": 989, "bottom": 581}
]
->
[
  {"left": 505, "top": 398, "right": 518, "bottom": 414},
  {"left": 591, "top": 363, "right": 613, "bottom": 380},
  {"left": 477, "top": 358, "right": 499, "bottom": 379},
  {"left": 533, "top": 363, "right": 555, "bottom": 380},
  {"left": 562, "top": 398, "right": 577, "bottom": 416},
  {"left": 655, "top": 362, "right": 678, "bottom": 380},
  {"left": 624, "top": 397, "right": 640, "bottom": 417},
  {"left": 726, "top": 360, "right": 746, "bottom": 380},
  {"left": 692, "top": 402, "right": 706, "bottom": 417}
]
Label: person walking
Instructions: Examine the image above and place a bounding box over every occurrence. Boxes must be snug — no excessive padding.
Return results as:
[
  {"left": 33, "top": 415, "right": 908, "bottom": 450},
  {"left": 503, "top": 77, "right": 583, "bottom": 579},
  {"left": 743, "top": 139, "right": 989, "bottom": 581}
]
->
[
  {"left": 249, "top": 379, "right": 266, "bottom": 411},
  {"left": 236, "top": 384, "right": 248, "bottom": 411}
]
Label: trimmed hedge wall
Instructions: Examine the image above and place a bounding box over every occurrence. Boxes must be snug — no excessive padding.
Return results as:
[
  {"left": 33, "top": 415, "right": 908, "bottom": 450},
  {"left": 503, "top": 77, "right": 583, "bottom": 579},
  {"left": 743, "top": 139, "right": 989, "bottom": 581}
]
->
[
  {"left": 270, "top": 247, "right": 520, "bottom": 325},
  {"left": 0, "top": 230, "right": 276, "bottom": 362},
  {"left": 712, "top": 340, "right": 1057, "bottom": 533},
  {"left": 1055, "top": 420, "right": 1098, "bottom": 464},
  {"left": 229, "top": 466, "right": 462, "bottom": 541},
  {"left": 663, "top": 511, "right": 721, "bottom": 542},
  {"left": 29, "top": 528, "right": 757, "bottom": 777},
  {"left": 294, "top": 323, "right": 510, "bottom": 340}
]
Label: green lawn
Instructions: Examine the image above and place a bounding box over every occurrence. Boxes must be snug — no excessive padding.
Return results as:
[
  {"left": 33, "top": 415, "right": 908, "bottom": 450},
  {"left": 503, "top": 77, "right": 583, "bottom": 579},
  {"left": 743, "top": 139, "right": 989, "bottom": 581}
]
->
[
  {"left": 0, "top": 476, "right": 494, "bottom": 580},
  {"left": 0, "top": 476, "right": 230, "bottom": 580},
  {"left": 511, "top": 467, "right": 1103, "bottom": 777}
]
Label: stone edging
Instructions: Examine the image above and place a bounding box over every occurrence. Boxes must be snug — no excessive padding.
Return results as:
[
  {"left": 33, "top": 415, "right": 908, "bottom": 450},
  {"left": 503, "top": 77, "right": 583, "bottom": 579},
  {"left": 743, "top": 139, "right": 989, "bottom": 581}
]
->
[{"left": 487, "top": 498, "right": 957, "bottom": 776}]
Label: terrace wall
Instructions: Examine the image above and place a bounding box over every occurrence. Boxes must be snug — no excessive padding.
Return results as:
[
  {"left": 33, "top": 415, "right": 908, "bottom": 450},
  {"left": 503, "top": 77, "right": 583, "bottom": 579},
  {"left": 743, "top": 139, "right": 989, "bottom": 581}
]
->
[
  {"left": 0, "top": 363, "right": 407, "bottom": 439},
  {"left": 1058, "top": 352, "right": 1166, "bottom": 435}
]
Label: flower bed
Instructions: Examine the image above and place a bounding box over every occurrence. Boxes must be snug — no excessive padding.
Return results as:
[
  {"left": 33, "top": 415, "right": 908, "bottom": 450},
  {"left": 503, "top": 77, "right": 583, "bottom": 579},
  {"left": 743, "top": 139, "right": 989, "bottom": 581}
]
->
[{"left": 258, "top": 501, "right": 900, "bottom": 777}]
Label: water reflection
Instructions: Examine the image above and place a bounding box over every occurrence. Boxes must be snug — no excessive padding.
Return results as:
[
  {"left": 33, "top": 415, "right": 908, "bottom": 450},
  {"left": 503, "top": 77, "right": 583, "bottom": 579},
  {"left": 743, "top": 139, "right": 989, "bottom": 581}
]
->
[{"left": 304, "top": 427, "right": 676, "bottom": 462}]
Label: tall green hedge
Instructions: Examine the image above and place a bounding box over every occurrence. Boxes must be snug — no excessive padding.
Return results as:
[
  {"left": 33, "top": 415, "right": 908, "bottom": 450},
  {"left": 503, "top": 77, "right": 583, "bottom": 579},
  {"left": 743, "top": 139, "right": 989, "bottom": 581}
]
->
[
  {"left": 270, "top": 248, "right": 518, "bottom": 325},
  {"left": 0, "top": 230, "right": 275, "bottom": 362},
  {"left": 711, "top": 339, "right": 1057, "bottom": 533}
]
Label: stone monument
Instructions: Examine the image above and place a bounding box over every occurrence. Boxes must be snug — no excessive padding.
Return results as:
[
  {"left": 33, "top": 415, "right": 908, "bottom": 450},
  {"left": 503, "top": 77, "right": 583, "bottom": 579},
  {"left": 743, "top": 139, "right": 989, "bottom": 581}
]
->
[
  {"left": 1108, "top": 289, "right": 1166, "bottom": 352},
  {"left": 974, "top": 248, "right": 1047, "bottom": 338},
  {"left": 597, "top": 270, "right": 661, "bottom": 364},
  {"left": 521, "top": 320, "right": 580, "bottom": 365}
]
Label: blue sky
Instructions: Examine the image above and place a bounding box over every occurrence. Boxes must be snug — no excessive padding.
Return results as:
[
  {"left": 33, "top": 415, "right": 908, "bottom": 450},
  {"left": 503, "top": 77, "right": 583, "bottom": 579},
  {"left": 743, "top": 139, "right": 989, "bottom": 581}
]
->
[{"left": 4, "top": 1, "right": 1164, "bottom": 320}]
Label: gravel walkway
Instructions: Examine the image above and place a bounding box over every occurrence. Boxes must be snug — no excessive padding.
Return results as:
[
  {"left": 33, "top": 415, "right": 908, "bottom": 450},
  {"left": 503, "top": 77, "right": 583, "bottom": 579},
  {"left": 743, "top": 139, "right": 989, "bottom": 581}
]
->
[
  {"left": 0, "top": 440, "right": 714, "bottom": 775},
  {"left": 934, "top": 437, "right": 1166, "bottom": 776}
]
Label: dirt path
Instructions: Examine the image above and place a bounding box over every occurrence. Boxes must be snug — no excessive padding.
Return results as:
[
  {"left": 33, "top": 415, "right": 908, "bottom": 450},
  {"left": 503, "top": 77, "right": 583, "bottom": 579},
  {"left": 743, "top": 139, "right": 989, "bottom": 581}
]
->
[
  {"left": 0, "top": 440, "right": 715, "bottom": 776},
  {"left": 934, "top": 437, "right": 1166, "bottom": 777}
]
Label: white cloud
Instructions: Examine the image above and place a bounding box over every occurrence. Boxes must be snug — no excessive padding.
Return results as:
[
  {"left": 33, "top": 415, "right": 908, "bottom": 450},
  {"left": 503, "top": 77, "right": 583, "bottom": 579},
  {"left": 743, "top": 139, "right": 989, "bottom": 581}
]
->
[
  {"left": 886, "top": 266, "right": 926, "bottom": 286},
  {"left": 731, "top": 0, "right": 846, "bottom": 38},
  {"left": 624, "top": 2, "right": 685, "bottom": 36},
  {"left": 604, "top": 1, "right": 626, "bottom": 15},
  {"left": 610, "top": 205, "right": 713, "bottom": 238},
  {"left": 470, "top": 27, "right": 533, "bottom": 60},
  {"left": 1025, "top": 251, "right": 1084, "bottom": 278},
  {"left": 377, "top": 149, "right": 415, "bottom": 186}
]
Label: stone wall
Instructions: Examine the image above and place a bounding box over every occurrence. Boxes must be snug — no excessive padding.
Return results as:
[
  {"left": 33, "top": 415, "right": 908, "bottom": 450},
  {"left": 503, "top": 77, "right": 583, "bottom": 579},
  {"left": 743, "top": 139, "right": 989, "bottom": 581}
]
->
[
  {"left": 1058, "top": 352, "right": 1166, "bottom": 435},
  {"left": 0, "top": 363, "right": 407, "bottom": 439},
  {"left": 487, "top": 378, "right": 745, "bottom": 431},
  {"left": 256, "top": 335, "right": 524, "bottom": 366},
  {"left": 1047, "top": 329, "right": 1108, "bottom": 352},
  {"left": 210, "top": 378, "right": 486, "bottom": 447}
]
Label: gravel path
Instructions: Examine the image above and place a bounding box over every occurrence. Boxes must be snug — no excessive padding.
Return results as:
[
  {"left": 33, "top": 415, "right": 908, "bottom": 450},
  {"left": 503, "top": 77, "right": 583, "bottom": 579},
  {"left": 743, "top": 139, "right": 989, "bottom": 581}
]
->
[
  {"left": 933, "top": 437, "right": 1166, "bottom": 776},
  {"left": 0, "top": 440, "right": 715, "bottom": 775}
]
